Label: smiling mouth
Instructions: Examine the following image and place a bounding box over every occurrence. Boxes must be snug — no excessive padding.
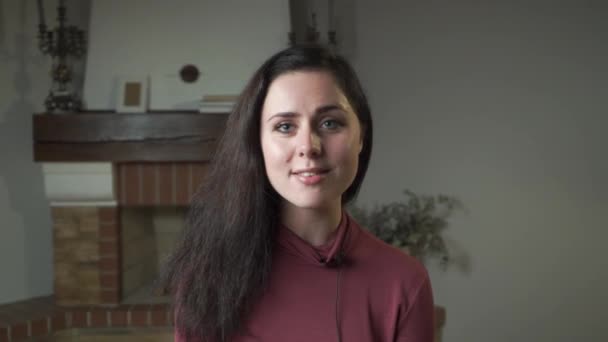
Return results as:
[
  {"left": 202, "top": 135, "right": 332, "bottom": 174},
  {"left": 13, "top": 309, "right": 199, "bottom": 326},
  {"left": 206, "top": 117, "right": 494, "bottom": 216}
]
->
[{"left": 292, "top": 169, "right": 330, "bottom": 185}]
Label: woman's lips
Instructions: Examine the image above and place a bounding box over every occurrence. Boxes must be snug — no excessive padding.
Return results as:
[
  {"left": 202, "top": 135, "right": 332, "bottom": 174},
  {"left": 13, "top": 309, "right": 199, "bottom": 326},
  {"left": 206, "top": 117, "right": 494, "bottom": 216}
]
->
[{"left": 292, "top": 169, "right": 329, "bottom": 185}]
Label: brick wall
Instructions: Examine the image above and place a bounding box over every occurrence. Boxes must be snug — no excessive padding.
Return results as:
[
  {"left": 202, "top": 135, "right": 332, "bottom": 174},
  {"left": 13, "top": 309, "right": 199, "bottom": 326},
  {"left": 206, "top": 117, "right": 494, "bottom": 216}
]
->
[
  {"left": 0, "top": 297, "right": 174, "bottom": 342},
  {"left": 52, "top": 207, "right": 122, "bottom": 306},
  {"left": 116, "top": 162, "right": 208, "bottom": 206}
]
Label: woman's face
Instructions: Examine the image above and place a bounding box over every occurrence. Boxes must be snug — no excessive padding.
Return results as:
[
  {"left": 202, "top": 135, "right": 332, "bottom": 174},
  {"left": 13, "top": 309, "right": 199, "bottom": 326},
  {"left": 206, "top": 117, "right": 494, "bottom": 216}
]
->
[{"left": 260, "top": 70, "right": 363, "bottom": 210}]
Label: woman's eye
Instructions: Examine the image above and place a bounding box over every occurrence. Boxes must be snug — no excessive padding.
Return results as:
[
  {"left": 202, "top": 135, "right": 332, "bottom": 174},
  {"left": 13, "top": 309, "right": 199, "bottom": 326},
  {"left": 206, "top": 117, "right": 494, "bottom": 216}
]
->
[
  {"left": 275, "top": 123, "right": 294, "bottom": 133},
  {"left": 321, "top": 119, "right": 341, "bottom": 130}
]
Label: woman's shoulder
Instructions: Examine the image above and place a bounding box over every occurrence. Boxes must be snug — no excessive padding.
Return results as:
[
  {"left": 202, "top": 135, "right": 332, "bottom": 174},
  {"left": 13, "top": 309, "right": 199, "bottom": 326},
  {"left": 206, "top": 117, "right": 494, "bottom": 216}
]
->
[{"left": 349, "top": 219, "right": 429, "bottom": 284}]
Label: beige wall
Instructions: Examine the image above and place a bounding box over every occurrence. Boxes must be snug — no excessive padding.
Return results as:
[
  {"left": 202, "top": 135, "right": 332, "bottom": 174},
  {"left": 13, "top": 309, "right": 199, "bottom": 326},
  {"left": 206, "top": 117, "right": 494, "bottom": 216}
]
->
[
  {"left": 352, "top": 1, "right": 608, "bottom": 341},
  {"left": 83, "top": 0, "right": 289, "bottom": 110}
]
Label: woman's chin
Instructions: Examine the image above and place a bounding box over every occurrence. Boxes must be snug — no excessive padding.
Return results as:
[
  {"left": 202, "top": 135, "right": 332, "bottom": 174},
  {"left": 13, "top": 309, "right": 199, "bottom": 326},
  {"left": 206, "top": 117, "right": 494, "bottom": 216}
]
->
[{"left": 282, "top": 196, "right": 337, "bottom": 210}]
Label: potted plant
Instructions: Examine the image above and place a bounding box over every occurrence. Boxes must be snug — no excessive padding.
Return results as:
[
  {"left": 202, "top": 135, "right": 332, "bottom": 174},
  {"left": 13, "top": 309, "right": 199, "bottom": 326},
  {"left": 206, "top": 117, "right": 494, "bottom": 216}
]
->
[{"left": 349, "top": 190, "right": 462, "bottom": 268}]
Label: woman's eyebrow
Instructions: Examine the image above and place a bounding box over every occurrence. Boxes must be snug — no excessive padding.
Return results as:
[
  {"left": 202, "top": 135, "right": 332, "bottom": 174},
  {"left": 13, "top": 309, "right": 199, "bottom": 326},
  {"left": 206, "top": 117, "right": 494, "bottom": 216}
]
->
[
  {"left": 266, "top": 104, "right": 345, "bottom": 122},
  {"left": 266, "top": 112, "right": 298, "bottom": 122},
  {"left": 315, "top": 104, "right": 345, "bottom": 115}
]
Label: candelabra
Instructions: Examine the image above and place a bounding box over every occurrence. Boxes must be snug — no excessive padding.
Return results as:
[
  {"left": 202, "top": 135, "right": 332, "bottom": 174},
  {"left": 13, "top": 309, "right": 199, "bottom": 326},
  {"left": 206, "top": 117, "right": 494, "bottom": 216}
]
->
[
  {"left": 37, "top": 0, "right": 86, "bottom": 112},
  {"left": 288, "top": 0, "right": 337, "bottom": 50}
]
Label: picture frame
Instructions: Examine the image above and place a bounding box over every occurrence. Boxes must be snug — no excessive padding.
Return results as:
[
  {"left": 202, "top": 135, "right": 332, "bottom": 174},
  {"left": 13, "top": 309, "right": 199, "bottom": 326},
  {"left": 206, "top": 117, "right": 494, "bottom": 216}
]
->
[{"left": 116, "top": 77, "right": 148, "bottom": 113}]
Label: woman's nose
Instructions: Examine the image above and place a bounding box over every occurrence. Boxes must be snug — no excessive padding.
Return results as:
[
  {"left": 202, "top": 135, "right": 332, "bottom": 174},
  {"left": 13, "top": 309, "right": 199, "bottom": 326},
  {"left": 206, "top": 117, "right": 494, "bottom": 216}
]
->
[{"left": 297, "top": 130, "right": 322, "bottom": 158}]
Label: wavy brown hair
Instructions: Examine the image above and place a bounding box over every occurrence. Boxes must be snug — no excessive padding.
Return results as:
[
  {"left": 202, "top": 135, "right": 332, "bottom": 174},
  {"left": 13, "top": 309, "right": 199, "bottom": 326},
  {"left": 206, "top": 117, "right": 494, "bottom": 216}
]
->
[{"left": 161, "top": 45, "right": 374, "bottom": 342}]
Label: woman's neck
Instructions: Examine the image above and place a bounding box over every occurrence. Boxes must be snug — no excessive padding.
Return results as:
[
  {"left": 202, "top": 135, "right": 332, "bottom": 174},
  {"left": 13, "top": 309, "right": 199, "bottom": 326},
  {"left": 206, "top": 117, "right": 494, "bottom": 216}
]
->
[{"left": 280, "top": 202, "right": 342, "bottom": 247}]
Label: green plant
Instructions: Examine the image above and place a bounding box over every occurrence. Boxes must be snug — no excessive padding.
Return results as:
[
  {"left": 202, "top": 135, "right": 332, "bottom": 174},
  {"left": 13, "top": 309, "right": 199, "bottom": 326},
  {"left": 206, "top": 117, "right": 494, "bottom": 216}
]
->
[{"left": 349, "top": 190, "right": 462, "bottom": 268}]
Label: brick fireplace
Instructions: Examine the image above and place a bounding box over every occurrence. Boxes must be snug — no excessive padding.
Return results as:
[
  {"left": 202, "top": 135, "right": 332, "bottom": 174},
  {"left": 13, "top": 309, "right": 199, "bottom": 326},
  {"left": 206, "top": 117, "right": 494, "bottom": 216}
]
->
[
  {"left": 34, "top": 112, "right": 227, "bottom": 307},
  {"left": 46, "top": 162, "right": 208, "bottom": 306}
]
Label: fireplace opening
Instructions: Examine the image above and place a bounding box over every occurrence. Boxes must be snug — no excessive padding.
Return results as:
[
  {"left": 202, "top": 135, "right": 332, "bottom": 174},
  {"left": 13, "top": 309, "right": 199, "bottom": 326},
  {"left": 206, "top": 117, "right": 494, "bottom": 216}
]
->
[{"left": 120, "top": 206, "right": 186, "bottom": 304}]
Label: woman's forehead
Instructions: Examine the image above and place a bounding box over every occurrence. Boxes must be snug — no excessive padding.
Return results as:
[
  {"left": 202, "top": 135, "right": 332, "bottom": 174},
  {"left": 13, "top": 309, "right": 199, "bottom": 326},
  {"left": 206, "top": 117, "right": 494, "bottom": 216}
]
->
[{"left": 261, "top": 71, "right": 352, "bottom": 119}]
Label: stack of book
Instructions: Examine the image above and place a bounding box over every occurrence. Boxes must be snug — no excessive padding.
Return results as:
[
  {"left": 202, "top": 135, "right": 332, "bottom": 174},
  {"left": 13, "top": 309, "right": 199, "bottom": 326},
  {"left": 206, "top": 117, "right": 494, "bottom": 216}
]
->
[{"left": 199, "top": 94, "right": 238, "bottom": 113}]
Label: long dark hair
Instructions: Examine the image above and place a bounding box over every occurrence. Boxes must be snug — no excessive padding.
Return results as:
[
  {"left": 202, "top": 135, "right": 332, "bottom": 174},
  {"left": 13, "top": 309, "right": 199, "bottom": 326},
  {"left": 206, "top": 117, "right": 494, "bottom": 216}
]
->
[{"left": 161, "top": 45, "right": 374, "bottom": 342}]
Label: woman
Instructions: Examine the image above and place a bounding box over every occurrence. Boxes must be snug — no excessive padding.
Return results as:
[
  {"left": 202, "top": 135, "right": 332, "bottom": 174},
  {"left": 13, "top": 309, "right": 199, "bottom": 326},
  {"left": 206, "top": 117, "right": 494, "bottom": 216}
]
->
[{"left": 163, "top": 45, "right": 435, "bottom": 342}]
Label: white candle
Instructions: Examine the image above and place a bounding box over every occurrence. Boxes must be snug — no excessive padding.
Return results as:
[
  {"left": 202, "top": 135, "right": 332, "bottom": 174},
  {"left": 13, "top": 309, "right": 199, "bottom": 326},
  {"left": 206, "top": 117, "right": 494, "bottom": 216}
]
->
[{"left": 37, "top": 0, "right": 46, "bottom": 27}]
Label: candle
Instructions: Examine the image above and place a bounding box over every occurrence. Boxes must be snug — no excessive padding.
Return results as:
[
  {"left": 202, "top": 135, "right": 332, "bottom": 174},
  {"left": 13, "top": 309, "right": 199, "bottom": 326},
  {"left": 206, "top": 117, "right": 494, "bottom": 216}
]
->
[
  {"left": 328, "top": 0, "right": 335, "bottom": 32},
  {"left": 37, "top": 0, "right": 46, "bottom": 27}
]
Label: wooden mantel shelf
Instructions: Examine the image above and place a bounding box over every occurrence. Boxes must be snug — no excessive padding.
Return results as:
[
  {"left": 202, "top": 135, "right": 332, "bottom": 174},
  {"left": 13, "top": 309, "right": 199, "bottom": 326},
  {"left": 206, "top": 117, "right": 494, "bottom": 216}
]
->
[{"left": 32, "top": 111, "right": 229, "bottom": 162}]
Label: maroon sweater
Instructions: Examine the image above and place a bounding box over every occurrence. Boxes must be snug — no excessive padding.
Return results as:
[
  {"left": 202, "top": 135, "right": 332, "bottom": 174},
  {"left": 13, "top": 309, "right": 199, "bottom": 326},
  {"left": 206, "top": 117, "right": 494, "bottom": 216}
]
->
[{"left": 176, "top": 212, "right": 435, "bottom": 342}]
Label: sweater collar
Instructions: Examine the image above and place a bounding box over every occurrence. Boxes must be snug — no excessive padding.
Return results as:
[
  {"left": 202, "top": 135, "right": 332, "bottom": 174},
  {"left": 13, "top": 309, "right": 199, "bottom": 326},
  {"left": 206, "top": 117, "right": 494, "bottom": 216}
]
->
[{"left": 276, "top": 211, "right": 357, "bottom": 267}]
